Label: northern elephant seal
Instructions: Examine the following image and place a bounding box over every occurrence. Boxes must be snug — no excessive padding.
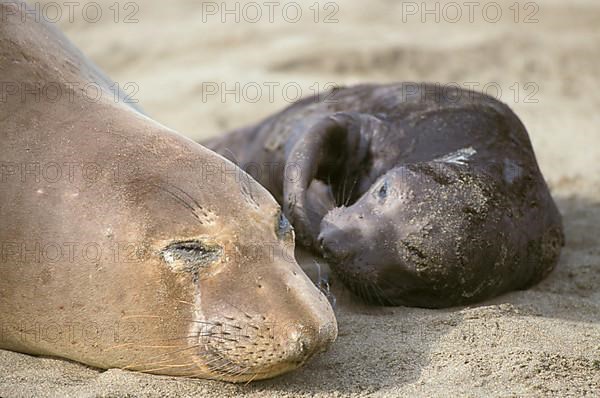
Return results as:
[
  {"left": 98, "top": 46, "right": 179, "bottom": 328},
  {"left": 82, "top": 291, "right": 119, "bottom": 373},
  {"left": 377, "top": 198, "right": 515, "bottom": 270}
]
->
[
  {"left": 203, "top": 83, "right": 564, "bottom": 308},
  {"left": 0, "top": 1, "right": 337, "bottom": 382}
]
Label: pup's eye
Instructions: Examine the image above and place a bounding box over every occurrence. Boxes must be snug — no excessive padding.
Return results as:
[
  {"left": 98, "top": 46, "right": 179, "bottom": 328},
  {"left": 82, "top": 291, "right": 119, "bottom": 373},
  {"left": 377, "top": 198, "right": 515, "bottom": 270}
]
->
[
  {"left": 277, "top": 211, "right": 294, "bottom": 241},
  {"left": 161, "top": 240, "right": 222, "bottom": 274},
  {"left": 377, "top": 180, "right": 389, "bottom": 200}
]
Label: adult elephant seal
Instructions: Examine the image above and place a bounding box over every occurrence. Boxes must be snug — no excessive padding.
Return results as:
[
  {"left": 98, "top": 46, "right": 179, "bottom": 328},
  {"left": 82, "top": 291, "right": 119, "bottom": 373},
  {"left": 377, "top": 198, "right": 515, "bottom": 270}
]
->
[
  {"left": 0, "top": 1, "right": 336, "bottom": 382},
  {"left": 203, "top": 83, "right": 564, "bottom": 308}
]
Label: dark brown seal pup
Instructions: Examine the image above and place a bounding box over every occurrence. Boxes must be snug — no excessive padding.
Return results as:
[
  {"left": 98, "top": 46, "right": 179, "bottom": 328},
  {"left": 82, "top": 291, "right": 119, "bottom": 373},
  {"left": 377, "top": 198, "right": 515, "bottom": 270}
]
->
[
  {"left": 0, "top": 0, "right": 337, "bottom": 382},
  {"left": 203, "top": 83, "right": 564, "bottom": 308}
]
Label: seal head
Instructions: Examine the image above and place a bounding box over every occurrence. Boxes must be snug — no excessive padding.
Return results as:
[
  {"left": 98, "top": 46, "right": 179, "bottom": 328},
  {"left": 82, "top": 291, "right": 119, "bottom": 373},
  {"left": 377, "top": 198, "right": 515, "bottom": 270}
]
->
[
  {"left": 204, "top": 84, "right": 564, "bottom": 308},
  {"left": 0, "top": 1, "right": 337, "bottom": 382}
]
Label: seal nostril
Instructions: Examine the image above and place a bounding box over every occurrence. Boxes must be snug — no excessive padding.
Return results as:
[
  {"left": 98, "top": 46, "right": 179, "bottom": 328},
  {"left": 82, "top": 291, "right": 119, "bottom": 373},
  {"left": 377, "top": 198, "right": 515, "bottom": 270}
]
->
[
  {"left": 300, "top": 340, "right": 308, "bottom": 354},
  {"left": 318, "top": 236, "right": 325, "bottom": 248},
  {"left": 319, "top": 236, "right": 337, "bottom": 260}
]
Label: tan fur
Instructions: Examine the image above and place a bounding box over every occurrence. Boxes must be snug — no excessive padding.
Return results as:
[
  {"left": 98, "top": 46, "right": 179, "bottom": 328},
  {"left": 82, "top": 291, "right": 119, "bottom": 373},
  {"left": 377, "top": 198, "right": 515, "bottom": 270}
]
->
[{"left": 0, "top": 1, "right": 336, "bottom": 382}]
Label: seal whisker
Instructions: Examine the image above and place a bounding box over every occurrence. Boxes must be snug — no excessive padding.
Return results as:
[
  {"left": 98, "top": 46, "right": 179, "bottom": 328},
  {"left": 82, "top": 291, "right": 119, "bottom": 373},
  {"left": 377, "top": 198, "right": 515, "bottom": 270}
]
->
[
  {"left": 245, "top": 371, "right": 261, "bottom": 385},
  {"left": 357, "top": 280, "right": 367, "bottom": 302},
  {"left": 222, "top": 299, "right": 256, "bottom": 321},
  {"left": 339, "top": 167, "right": 356, "bottom": 206},
  {"left": 158, "top": 331, "right": 238, "bottom": 344},
  {"left": 219, "top": 363, "right": 243, "bottom": 376},
  {"left": 335, "top": 174, "right": 343, "bottom": 206},
  {"left": 106, "top": 334, "right": 216, "bottom": 350},
  {"left": 105, "top": 342, "right": 184, "bottom": 351},
  {"left": 223, "top": 362, "right": 253, "bottom": 379},
  {"left": 226, "top": 365, "right": 253, "bottom": 382},
  {"left": 340, "top": 171, "right": 350, "bottom": 206},
  {"left": 367, "top": 281, "right": 382, "bottom": 306},
  {"left": 361, "top": 280, "right": 371, "bottom": 303},
  {"left": 123, "top": 344, "right": 204, "bottom": 369},
  {"left": 344, "top": 177, "right": 359, "bottom": 207},
  {"left": 203, "top": 349, "right": 252, "bottom": 377},
  {"left": 326, "top": 174, "right": 336, "bottom": 204},
  {"left": 106, "top": 342, "right": 138, "bottom": 350},
  {"left": 203, "top": 355, "right": 234, "bottom": 369},
  {"left": 366, "top": 282, "right": 379, "bottom": 304},
  {"left": 124, "top": 357, "right": 184, "bottom": 370},
  {"left": 231, "top": 363, "right": 252, "bottom": 377},
  {"left": 143, "top": 362, "right": 197, "bottom": 373},
  {"left": 206, "top": 359, "right": 239, "bottom": 375},
  {"left": 188, "top": 319, "right": 247, "bottom": 331},
  {"left": 362, "top": 280, "right": 373, "bottom": 303},
  {"left": 370, "top": 281, "right": 387, "bottom": 306},
  {"left": 152, "top": 183, "right": 204, "bottom": 224},
  {"left": 197, "top": 334, "right": 239, "bottom": 343},
  {"left": 232, "top": 367, "right": 252, "bottom": 381},
  {"left": 162, "top": 181, "right": 205, "bottom": 212},
  {"left": 119, "top": 314, "right": 161, "bottom": 319},
  {"left": 190, "top": 320, "right": 231, "bottom": 327},
  {"left": 175, "top": 299, "right": 195, "bottom": 306}
]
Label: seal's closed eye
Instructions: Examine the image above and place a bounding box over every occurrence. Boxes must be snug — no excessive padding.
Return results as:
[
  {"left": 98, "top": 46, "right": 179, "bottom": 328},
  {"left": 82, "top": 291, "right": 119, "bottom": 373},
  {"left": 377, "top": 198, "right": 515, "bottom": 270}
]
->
[
  {"left": 161, "top": 241, "right": 223, "bottom": 273},
  {"left": 277, "top": 211, "right": 294, "bottom": 241}
]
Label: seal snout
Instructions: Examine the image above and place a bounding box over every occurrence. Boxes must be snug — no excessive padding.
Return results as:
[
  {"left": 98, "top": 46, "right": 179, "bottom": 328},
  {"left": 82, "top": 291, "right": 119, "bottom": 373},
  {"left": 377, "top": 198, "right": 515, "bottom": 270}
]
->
[
  {"left": 201, "top": 315, "right": 334, "bottom": 381},
  {"left": 283, "top": 323, "right": 332, "bottom": 365},
  {"left": 197, "top": 259, "right": 337, "bottom": 382},
  {"left": 318, "top": 210, "right": 360, "bottom": 263}
]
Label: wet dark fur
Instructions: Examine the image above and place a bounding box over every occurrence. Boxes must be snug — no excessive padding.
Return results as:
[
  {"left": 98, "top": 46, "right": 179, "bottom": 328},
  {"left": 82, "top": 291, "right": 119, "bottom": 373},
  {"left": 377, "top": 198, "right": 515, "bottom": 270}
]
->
[{"left": 202, "top": 83, "right": 564, "bottom": 308}]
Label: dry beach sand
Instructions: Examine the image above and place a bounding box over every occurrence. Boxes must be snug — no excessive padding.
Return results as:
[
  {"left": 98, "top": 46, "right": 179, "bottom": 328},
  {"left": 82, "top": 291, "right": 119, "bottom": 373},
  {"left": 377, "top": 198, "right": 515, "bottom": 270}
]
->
[{"left": 1, "top": 0, "right": 600, "bottom": 396}]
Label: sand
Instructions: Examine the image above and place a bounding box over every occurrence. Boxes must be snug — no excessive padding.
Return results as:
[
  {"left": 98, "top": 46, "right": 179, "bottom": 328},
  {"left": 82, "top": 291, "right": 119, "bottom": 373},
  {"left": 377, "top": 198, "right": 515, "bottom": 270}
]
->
[{"left": 1, "top": 0, "right": 599, "bottom": 396}]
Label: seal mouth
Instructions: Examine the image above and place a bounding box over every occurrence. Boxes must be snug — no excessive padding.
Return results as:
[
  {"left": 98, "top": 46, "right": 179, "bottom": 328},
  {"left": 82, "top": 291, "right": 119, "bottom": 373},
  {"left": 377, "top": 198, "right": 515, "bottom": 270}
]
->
[
  {"left": 187, "top": 310, "right": 330, "bottom": 383},
  {"left": 326, "top": 260, "right": 399, "bottom": 306},
  {"left": 201, "top": 348, "right": 306, "bottom": 382},
  {"left": 203, "top": 349, "right": 268, "bottom": 381},
  {"left": 319, "top": 237, "right": 353, "bottom": 266},
  {"left": 325, "top": 252, "right": 452, "bottom": 307},
  {"left": 318, "top": 222, "right": 398, "bottom": 306}
]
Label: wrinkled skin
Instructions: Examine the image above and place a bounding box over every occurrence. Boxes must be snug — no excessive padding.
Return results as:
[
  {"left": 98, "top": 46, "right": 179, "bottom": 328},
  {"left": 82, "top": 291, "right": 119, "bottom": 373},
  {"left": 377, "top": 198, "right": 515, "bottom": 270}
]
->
[
  {"left": 203, "top": 84, "right": 565, "bottom": 308},
  {"left": 0, "top": 1, "right": 337, "bottom": 382}
]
